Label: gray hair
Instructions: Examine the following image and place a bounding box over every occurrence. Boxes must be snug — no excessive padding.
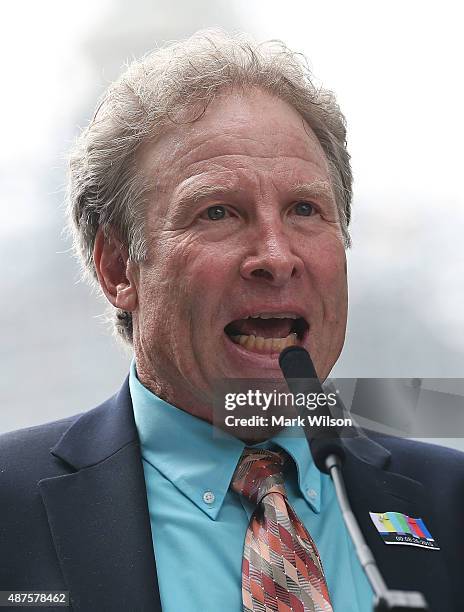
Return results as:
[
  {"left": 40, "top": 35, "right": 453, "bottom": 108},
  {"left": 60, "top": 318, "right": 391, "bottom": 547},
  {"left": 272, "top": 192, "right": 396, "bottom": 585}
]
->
[{"left": 67, "top": 28, "right": 353, "bottom": 345}]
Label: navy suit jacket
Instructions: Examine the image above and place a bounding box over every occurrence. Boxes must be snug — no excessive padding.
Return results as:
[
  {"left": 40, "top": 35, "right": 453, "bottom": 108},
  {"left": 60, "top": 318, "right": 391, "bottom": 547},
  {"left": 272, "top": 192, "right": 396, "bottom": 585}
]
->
[{"left": 1, "top": 378, "right": 463, "bottom": 611}]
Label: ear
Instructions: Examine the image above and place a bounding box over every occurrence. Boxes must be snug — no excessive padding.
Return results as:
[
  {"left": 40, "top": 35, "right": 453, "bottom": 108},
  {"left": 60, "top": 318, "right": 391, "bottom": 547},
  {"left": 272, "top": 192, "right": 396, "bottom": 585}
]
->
[{"left": 93, "top": 226, "right": 138, "bottom": 312}]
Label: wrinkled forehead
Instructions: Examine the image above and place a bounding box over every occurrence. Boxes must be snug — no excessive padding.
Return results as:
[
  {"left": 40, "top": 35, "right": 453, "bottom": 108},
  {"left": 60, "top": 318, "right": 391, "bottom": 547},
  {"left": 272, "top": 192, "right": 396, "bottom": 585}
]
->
[{"left": 136, "top": 87, "right": 330, "bottom": 192}]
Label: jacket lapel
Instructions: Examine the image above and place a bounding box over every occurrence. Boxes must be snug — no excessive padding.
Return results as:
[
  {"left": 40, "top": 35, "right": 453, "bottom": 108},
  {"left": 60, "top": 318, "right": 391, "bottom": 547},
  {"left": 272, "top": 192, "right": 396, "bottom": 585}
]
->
[
  {"left": 342, "top": 434, "right": 453, "bottom": 612},
  {"left": 38, "top": 380, "right": 161, "bottom": 612}
]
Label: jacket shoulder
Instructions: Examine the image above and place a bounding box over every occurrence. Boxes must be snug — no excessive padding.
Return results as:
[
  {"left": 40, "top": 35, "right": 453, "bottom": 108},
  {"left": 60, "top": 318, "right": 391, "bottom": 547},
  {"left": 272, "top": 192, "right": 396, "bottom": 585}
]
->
[
  {"left": 0, "top": 414, "right": 81, "bottom": 456},
  {"left": 0, "top": 414, "right": 80, "bottom": 446},
  {"left": 375, "top": 435, "right": 464, "bottom": 493},
  {"left": 380, "top": 435, "right": 464, "bottom": 467},
  {"left": 0, "top": 415, "right": 82, "bottom": 498}
]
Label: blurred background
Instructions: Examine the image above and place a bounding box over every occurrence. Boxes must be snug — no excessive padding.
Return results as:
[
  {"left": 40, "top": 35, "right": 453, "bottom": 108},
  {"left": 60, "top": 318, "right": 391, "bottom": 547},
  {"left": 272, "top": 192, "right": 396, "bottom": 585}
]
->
[{"left": 1, "top": 1, "right": 463, "bottom": 446}]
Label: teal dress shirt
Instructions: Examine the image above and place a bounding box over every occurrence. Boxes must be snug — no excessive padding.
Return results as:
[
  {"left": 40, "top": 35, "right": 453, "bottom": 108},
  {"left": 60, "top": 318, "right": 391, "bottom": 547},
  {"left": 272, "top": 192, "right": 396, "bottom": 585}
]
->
[{"left": 130, "top": 362, "right": 374, "bottom": 611}]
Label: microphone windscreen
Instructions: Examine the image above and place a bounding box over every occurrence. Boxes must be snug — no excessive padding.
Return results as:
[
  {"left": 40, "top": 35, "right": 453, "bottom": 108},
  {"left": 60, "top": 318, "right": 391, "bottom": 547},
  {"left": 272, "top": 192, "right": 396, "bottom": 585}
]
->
[
  {"left": 279, "top": 346, "right": 323, "bottom": 396},
  {"left": 279, "top": 346, "right": 318, "bottom": 380}
]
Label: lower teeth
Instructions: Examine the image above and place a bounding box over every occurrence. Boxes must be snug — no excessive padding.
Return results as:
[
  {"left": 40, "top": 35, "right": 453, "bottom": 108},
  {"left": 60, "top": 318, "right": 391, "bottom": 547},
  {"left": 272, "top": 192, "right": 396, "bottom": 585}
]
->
[{"left": 230, "top": 333, "right": 297, "bottom": 353}]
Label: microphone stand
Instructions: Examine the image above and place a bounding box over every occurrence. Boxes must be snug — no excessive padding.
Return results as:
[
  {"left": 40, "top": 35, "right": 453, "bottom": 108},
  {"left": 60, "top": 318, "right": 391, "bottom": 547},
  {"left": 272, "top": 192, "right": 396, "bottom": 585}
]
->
[
  {"left": 326, "top": 453, "right": 428, "bottom": 611},
  {"left": 279, "top": 347, "right": 429, "bottom": 612}
]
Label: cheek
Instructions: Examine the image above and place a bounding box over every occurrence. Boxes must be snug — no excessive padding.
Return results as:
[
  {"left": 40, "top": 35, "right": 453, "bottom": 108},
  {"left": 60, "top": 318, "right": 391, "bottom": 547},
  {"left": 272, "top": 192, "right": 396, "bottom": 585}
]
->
[
  {"left": 149, "top": 235, "right": 240, "bottom": 317},
  {"left": 308, "top": 239, "right": 347, "bottom": 315},
  {"left": 308, "top": 236, "right": 346, "bottom": 282},
  {"left": 180, "top": 238, "right": 239, "bottom": 284},
  {"left": 186, "top": 259, "right": 239, "bottom": 333}
]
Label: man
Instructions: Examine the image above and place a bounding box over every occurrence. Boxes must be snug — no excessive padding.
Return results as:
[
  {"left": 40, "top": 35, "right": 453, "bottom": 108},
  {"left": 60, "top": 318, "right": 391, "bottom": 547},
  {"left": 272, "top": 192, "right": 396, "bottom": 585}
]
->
[{"left": 1, "top": 30, "right": 463, "bottom": 612}]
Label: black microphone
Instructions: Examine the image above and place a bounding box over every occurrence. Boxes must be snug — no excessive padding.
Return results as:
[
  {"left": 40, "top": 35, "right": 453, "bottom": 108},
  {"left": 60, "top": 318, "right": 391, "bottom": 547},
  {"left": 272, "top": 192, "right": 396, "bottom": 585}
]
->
[
  {"left": 279, "top": 346, "right": 429, "bottom": 612},
  {"left": 278, "top": 346, "right": 345, "bottom": 473}
]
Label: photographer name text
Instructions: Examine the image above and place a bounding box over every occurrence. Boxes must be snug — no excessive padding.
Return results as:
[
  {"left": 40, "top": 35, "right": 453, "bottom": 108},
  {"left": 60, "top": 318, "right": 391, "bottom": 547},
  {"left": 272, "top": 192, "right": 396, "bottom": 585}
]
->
[{"left": 224, "top": 415, "right": 353, "bottom": 428}]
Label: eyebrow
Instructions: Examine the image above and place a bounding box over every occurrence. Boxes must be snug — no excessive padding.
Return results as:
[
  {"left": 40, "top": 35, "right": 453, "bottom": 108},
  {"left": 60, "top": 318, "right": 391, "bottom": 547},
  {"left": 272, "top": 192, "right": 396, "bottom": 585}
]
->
[
  {"left": 176, "top": 183, "right": 237, "bottom": 205},
  {"left": 290, "top": 180, "right": 336, "bottom": 207},
  {"left": 169, "top": 178, "right": 336, "bottom": 223}
]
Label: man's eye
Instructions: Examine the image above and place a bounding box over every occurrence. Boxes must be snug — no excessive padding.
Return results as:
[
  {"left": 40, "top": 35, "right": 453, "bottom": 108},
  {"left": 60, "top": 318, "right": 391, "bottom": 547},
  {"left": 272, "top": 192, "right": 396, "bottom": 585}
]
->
[
  {"left": 206, "top": 205, "right": 227, "bottom": 220},
  {"left": 294, "top": 201, "right": 315, "bottom": 216}
]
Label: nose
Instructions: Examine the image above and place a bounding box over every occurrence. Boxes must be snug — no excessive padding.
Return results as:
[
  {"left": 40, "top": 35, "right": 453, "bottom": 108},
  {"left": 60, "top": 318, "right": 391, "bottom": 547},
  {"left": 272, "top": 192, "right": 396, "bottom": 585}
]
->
[{"left": 240, "top": 225, "right": 304, "bottom": 287}]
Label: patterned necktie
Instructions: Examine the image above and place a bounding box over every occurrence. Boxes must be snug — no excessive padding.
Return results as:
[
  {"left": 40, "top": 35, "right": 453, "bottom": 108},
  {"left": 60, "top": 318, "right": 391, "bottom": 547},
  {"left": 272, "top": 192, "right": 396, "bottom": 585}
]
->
[{"left": 231, "top": 448, "right": 333, "bottom": 612}]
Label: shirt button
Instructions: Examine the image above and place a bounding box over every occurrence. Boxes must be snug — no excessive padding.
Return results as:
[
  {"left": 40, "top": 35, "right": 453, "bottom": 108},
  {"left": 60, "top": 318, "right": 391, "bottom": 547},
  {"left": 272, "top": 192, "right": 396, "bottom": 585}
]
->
[
  {"left": 203, "top": 490, "right": 215, "bottom": 504},
  {"left": 307, "top": 488, "right": 318, "bottom": 499}
]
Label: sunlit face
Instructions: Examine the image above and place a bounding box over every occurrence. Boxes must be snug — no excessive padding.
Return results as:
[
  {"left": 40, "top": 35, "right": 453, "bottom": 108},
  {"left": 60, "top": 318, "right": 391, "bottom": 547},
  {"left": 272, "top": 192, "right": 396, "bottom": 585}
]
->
[{"left": 132, "top": 88, "right": 348, "bottom": 420}]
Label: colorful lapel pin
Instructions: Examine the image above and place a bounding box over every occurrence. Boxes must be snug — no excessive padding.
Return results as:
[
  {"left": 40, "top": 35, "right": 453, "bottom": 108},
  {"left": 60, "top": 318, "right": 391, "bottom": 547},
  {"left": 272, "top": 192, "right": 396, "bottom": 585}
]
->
[{"left": 369, "top": 511, "right": 440, "bottom": 550}]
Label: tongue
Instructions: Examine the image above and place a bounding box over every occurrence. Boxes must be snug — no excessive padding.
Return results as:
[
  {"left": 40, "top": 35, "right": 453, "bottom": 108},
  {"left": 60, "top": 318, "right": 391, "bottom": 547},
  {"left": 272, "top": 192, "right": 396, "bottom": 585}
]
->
[{"left": 231, "top": 318, "right": 293, "bottom": 339}]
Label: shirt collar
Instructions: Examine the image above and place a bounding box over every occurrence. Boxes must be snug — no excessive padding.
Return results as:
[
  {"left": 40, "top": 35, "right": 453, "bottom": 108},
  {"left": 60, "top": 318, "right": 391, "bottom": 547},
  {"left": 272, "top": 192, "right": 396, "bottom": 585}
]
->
[{"left": 130, "top": 361, "right": 321, "bottom": 519}]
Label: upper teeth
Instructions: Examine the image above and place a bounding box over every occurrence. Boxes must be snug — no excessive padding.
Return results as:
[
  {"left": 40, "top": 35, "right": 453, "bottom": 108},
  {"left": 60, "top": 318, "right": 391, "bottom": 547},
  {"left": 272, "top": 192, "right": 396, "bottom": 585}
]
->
[{"left": 248, "top": 313, "right": 299, "bottom": 319}]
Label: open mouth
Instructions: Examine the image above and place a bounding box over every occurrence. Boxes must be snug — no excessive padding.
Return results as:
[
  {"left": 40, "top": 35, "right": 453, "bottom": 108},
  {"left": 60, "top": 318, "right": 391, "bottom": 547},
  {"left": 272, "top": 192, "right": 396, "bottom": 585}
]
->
[{"left": 224, "top": 313, "right": 309, "bottom": 355}]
